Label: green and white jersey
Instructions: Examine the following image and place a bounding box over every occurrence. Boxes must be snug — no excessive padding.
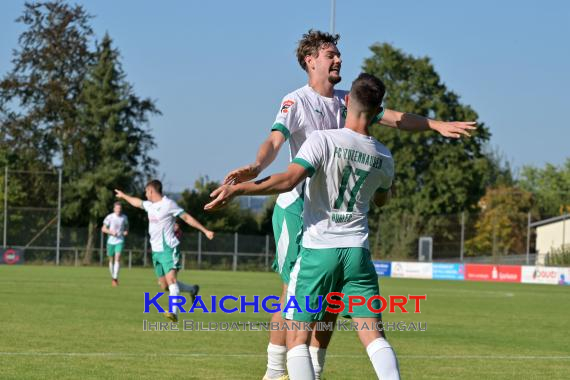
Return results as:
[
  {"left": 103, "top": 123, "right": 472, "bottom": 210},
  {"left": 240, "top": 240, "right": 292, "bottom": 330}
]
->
[
  {"left": 103, "top": 213, "right": 128, "bottom": 245},
  {"left": 293, "top": 128, "right": 394, "bottom": 249},
  {"left": 142, "top": 196, "right": 185, "bottom": 252},
  {"left": 272, "top": 85, "right": 384, "bottom": 210},
  {"left": 272, "top": 85, "right": 348, "bottom": 209}
]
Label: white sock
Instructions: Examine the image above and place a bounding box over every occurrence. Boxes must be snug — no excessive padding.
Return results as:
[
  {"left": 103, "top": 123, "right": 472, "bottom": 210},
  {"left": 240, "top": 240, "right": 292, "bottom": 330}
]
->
[
  {"left": 177, "top": 281, "right": 195, "bottom": 293},
  {"left": 366, "top": 338, "right": 400, "bottom": 380},
  {"left": 108, "top": 261, "right": 114, "bottom": 277},
  {"left": 112, "top": 261, "right": 120, "bottom": 280},
  {"left": 309, "top": 346, "right": 326, "bottom": 380},
  {"left": 168, "top": 283, "right": 180, "bottom": 315},
  {"left": 287, "top": 344, "right": 314, "bottom": 380},
  {"left": 265, "top": 343, "right": 287, "bottom": 379}
]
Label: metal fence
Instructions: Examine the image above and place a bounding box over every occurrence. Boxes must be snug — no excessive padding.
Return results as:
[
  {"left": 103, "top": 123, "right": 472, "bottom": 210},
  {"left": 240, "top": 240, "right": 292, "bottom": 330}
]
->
[{"left": 2, "top": 166, "right": 569, "bottom": 268}]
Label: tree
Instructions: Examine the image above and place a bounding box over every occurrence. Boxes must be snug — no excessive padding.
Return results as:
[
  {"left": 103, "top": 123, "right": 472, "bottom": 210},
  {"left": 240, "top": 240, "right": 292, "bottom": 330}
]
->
[
  {"left": 362, "top": 43, "right": 494, "bottom": 258},
  {"left": 0, "top": 1, "right": 95, "bottom": 168},
  {"left": 66, "top": 34, "right": 159, "bottom": 263},
  {"left": 518, "top": 159, "right": 570, "bottom": 217},
  {"left": 178, "top": 177, "right": 260, "bottom": 234},
  {"left": 465, "top": 186, "right": 534, "bottom": 256}
]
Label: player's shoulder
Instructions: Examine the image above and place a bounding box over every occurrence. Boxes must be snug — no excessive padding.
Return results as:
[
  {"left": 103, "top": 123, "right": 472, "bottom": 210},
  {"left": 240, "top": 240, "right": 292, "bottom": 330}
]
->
[{"left": 371, "top": 138, "right": 394, "bottom": 162}]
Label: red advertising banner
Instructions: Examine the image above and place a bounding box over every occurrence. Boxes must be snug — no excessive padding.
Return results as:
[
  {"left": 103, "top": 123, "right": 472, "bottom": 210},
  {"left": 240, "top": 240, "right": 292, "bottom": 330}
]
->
[{"left": 465, "top": 264, "right": 521, "bottom": 283}]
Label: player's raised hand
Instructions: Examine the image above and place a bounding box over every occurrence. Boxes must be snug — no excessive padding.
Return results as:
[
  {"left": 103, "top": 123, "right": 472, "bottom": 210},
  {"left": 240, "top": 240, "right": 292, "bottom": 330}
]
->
[
  {"left": 204, "top": 185, "right": 235, "bottom": 211},
  {"left": 204, "top": 230, "right": 214, "bottom": 240},
  {"left": 223, "top": 163, "right": 260, "bottom": 185},
  {"left": 114, "top": 189, "right": 126, "bottom": 199},
  {"left": 432, "top": 121, "right": 477, "bottom": 138}
]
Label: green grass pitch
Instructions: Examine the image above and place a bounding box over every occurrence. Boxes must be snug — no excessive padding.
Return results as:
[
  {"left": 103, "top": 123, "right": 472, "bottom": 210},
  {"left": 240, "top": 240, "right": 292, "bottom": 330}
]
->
[{"left": 0, "top": 266, "right": 569, "bottom": 379}]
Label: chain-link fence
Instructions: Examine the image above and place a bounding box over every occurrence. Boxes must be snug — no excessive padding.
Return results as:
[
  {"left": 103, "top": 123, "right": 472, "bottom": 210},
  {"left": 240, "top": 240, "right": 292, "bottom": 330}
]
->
[{"left": 3, "top": 166, "right": 570, "bottom": 268}]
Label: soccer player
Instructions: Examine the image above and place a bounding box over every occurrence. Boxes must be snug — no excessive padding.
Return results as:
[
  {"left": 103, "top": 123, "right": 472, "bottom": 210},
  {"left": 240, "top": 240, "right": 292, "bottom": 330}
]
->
[
  {"left": 115, "top": 180, "right": 214, "bottom": 321},
  {"left": 208, "top": 73, "right": 400, "bottom": 379},
  {"left": 223, "top": 30, "right": 474, "bottom": 380},
  {"left": 102, "top": 202, "right": 129, "bottom": 287}
]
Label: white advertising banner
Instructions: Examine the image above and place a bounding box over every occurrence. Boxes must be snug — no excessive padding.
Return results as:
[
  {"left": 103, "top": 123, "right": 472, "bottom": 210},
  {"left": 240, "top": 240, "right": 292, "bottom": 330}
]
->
[
  {"left": 391, "top": 262, "right": 433, "bottom": 279},
  {"left": 521, "top": 266, "right": 570, "bottom": 285}
]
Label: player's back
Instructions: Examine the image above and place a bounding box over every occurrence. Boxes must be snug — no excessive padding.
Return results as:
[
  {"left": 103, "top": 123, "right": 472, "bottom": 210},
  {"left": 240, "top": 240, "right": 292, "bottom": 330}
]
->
[{"left": 296, "top": 128, "right": 394, "bottom": 250}]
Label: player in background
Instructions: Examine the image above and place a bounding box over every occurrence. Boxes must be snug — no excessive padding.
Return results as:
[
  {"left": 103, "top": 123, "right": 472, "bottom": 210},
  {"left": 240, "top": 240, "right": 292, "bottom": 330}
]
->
[
  {"left": 208, "top": 73, "right": 400, "bottom": 380},
  {"left": 102, "top": 202, "right": 129, "bottom": 287},
  {"left": 115, "top": 180, "right": 214, "bottom": 321},
  {"left": 223, "top": 30, "right": 475, "bottom": 380}
]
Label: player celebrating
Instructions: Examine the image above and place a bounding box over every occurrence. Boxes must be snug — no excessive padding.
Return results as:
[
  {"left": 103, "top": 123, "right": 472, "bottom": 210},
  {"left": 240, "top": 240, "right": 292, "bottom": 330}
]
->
[
  {"left": 115, "top": 180, "right": 214, "bottom": 321},
  {"left": 223, "top": 30, "right": 474, "bottom": 380},
  {"left": 208, "top": 73, "right": 400, "bottom": 379},
  {"left": 102, "top": 202, "right": 129, "bottom": 287}
]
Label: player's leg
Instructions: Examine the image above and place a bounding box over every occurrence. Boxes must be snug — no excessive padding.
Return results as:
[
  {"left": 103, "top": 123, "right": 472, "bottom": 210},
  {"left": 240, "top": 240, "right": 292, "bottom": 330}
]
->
[
  {"left": 308, "top": 310, "right": 337, "bottom": 379},
  {"left": 161, "top": 245, "right": 184, "bottom": 321},
  {"left": 285, "top": 247, "right": 341, "bottom": 380},
  {"left": 113, "top": 244, "right": 122, "bottom": 284},
  {"left": 353, "top": 318, "right": 399, "bottom": 380},
  {"left": 264, "top": 283, "right": 288, "bottom": 380},
  {"left": 263, "top": 201, "right": 302, "bottom": 380},
  {"left": 285, "top": 322, "right": 315, "bottom": 380},
  {"left": 107, "top": 244, "right": 116, "bottom": 286},
  {"left": 341, "top": 248, "right": 400, "bottom": 379}
]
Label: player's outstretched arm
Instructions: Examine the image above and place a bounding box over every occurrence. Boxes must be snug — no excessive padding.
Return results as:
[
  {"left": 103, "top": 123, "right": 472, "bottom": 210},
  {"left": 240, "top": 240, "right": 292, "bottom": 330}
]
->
[
  {"left": 179, "top": 212, "right": 214, "bottom": 240},
  {"left": 206, "top": 163, "right": 308, "bottom": 211},
  {"left": 114, "top": 189, "right": 143, "bottom": 209},
  {"left": 379, "top": 109, "right": 476, "bottom": 138},
  {"left": 223, "top": 131, "right": 286, "bottom": 185}
]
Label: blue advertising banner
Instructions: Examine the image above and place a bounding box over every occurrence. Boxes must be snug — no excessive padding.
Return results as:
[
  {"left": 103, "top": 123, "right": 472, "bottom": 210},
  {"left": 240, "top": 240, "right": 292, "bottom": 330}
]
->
[
  {"left": 432, "top": 263, "right": 464, "bottom": 280},
  {"left": 373, "top": 261, "right": 391, "bottom": 277}
]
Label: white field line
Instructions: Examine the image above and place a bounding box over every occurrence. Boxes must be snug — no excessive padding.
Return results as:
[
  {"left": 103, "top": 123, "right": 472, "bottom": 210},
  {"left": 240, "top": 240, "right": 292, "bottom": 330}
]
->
[{"left": 0, "top": 352, "right": 569, "bottom": 360}]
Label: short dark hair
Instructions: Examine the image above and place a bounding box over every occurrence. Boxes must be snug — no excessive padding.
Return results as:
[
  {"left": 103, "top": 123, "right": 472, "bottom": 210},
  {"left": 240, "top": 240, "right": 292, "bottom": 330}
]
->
[
  {"left": 145, "top": 179, "right": 163, "bottom": 195},
  {"left": 296, "top": 29, "right": 340, "bottom": 71},
  {"left": 113, "top": 201, "right": 122, "bottom": 207},
  {"left": 350, "top": 73, "right": 386, "bottom": 114}
]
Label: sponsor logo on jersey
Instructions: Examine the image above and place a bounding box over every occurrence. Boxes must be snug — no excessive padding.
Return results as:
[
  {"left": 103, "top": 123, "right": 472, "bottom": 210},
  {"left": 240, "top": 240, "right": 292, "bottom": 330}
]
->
[{"left": 280, "top": 99, "right": 294, "bottom": 114}]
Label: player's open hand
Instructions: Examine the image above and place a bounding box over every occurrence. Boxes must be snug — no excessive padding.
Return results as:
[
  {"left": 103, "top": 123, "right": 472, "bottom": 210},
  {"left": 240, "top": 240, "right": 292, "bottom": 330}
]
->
[
  {"left": 114, "top": 189, "right": 126, "bottom": 199},
  {"left": 204, "top": 185, "right": 235, "bottom": 211},
  {"left": 204, "top": 230, "right": 214, "bottom": 240},
  {"left": 223, "top": 163, "right": 260, "bottom": 185},
  {"left": 432, "top": 121, "right": 476, "bottom": 138}
]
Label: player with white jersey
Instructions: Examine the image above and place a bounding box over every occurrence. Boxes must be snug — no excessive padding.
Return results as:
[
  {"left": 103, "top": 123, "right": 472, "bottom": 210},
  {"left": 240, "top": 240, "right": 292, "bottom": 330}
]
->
[
  {"left": 102, "top": 202, "right": 129, "bottom": 287},
  {"left": 208, "top": 73, "right": 400, "bottom": 379},
  {"left": 115, "top": 180, "right": 214, "bottom": 322},
  {"left": 223, "top": 30, "right": 474, "bottom": 380}
]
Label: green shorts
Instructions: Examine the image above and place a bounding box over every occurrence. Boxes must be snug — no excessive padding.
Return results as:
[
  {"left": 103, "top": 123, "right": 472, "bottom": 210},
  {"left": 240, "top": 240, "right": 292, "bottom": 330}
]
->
[
  {"left": 106, "top": 243, "right": 124, "bottom": 257},
  {"left": 152, "top": 244, "right": 181, "bottom": 277},
  {"left": 284, "top": 247, "right": 381, "bottom": 322},
  {"left": 271, "top": 197, "right": 303, "bottom": 284}
]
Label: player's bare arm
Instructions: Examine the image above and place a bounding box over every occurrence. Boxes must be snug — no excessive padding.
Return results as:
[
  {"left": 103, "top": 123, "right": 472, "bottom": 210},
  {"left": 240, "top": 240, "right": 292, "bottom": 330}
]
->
[
  {"left": 379, "top": 108, "right": 476, "bottom": 138},
  {"left": 207, "top": 163, "right": 308, "bottom": 211},
  {"left": 223, "top": 131, "right": 286, "bottom": 185},
  {"left": 101, "top": 225, "right": 115, "bottom": 236},
  {"left": 179, "top": 212, "right": 214, "bottom": 240},
  {"left": 114, "top": 189, "right": 143, "bottom": 209}
]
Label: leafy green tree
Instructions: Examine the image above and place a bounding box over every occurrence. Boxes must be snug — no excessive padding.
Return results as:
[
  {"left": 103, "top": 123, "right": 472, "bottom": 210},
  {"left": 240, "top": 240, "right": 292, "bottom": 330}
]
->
[
  {"left": 178, "top": 177, "right": 260, "bottom": 234},
  {"left": 519, "top": 159, "right": 570, "bottom": 217},
  {"left": 67, "top": 34, "right": 159, "bottom": 263},
  {"left": 363, "top": 43, "right": 495, "bottom": 258},
  {"left": 465, "top": 186, "right": 534, "bottom": 257}
]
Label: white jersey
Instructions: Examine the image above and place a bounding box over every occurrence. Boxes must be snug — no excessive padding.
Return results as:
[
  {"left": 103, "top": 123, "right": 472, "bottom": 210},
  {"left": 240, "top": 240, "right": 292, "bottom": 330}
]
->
[
  {"left": 142, "top": 196, "right": 185, "bottom": 252},
  {"left": 293, "top": 128, "right": 394, "bottom": 249},
  {"left": 272, "top": 85, "right": 384, "bottom": 210},
  {"left": 103, "top": 213, "right": 128, "bottom": 245}
]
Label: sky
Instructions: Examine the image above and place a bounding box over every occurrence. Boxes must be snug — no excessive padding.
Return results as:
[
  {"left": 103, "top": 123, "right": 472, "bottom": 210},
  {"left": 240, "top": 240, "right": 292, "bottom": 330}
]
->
[{"left": 1, "top": 0, "right": 569, "bottom": 192}]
